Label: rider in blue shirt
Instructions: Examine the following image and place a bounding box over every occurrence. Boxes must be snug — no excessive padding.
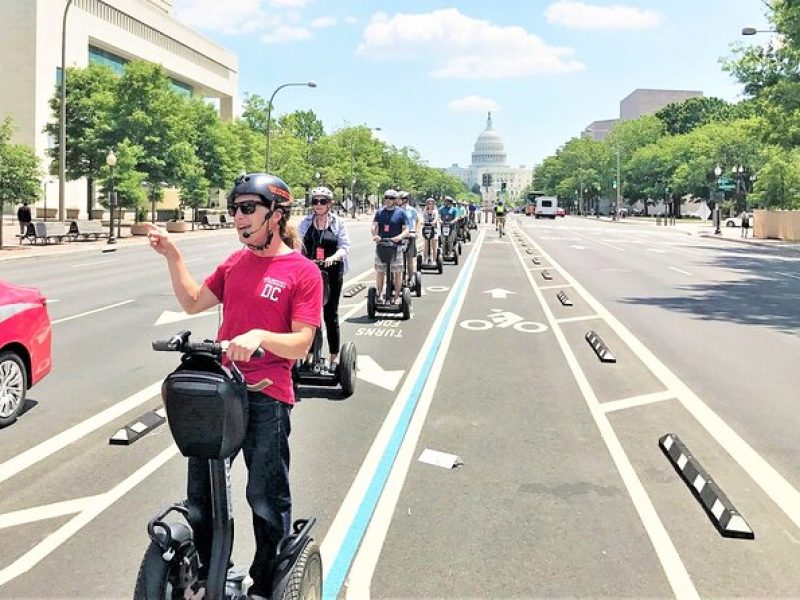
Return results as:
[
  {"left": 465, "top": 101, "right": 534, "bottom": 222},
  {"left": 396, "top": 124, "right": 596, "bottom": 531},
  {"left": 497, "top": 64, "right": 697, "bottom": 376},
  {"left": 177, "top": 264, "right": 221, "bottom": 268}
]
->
[{"left": 399, "top": 191, "right": 420, "bottom": 281}]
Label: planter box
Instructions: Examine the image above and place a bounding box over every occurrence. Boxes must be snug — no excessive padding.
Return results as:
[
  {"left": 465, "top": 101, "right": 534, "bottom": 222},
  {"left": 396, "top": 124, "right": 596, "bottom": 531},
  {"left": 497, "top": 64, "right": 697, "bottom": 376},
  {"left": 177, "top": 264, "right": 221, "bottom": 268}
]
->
[
  {"left": 36, "top": 207, "right": 57, "bottom": 219},
  {"left": 66, "top": 208, "right": 80, "bottom": 219},
  {"left": 91, "top": 208, "right": 106, "bottom": 220},
  {"left": 130, "top": 223, "right": 151, "bottom": 236},
  {"left": 166, "top": 220, "right": 188, "bottom": 233}
]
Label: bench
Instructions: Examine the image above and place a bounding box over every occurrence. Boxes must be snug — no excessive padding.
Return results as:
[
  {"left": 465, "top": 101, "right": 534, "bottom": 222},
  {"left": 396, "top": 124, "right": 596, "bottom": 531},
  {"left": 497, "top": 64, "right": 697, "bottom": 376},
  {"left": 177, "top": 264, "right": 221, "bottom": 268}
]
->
[
  {"left": 201, "top": 214, "right": 224, "bottom": 229},
  {"left": 69, "top": 219, "right": 109, "bottom": 240},
  {"left": 17, "top": 221, "right": 70, "bottom": 245}
]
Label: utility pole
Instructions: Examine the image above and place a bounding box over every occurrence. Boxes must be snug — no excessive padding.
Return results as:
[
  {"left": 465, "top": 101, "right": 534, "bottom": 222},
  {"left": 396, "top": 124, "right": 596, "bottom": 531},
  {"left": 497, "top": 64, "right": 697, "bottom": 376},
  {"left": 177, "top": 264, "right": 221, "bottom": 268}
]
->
[{"left": 614, "top": 146, "right": 621, "bottom": 221}]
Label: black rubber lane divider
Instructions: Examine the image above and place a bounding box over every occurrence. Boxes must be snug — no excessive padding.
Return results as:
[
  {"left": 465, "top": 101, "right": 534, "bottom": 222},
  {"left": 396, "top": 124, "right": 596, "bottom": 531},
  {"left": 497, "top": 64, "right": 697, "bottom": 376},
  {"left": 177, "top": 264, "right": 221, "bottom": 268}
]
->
[
  {"left": 343, "top": 282, "right": 366, "bottom": 298},
  {"left": 557, "top": 290, "right": 573, "bottom": 306},
  {"left": 532, "top": 256, "right": 541, "bottom": 265},
  {"left": 659, "top": 433, "right": 754, "bottom": 540},
  {"left": 584, "top": 330, "right": 616, "bottom": 363},
  {"left": 526, "top": 248, "right": 535, "bottom": 254},
  {"left": 541, "top": 270, "right": 553, "bottom": 280},
  {"left": 101, "top": 248, "right": 117, "bottom": 253},
  {"left": 109, "top": 407, "right": 166, "bottom": 445}
]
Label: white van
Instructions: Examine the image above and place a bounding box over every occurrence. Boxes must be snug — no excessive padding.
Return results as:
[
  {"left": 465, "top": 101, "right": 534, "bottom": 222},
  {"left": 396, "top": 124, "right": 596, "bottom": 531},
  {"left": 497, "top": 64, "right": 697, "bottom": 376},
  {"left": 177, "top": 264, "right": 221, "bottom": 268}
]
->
[{"left": 534, "top": 196, "right": 558, "bottom": 219}]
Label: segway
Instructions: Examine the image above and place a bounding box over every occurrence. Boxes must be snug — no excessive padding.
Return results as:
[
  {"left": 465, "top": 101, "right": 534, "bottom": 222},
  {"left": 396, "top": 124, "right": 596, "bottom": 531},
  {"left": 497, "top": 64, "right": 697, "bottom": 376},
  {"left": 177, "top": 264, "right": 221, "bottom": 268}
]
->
[
  {"left": 417, "top": 222, "right": 443, "bottom": 274},
  {"left": 135, "top": 331, "right": 322, "bottom": 600},
  {"left": 367, "top": 239, "right": 411, "bottom": 320},
  {"left": 440, "top": 219, "right": 458, "bottom": 266},
  {"left": 293, "top": 267, "right": 357, "bottom": 397},
  {"left": 402, "top": 235, "right": 423, "bottom": 297}
]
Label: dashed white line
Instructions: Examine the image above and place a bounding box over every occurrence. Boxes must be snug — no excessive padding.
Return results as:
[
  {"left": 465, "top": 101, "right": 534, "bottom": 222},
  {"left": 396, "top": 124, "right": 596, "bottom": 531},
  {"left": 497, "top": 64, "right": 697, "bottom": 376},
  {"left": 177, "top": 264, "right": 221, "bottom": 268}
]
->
[
  {"left": 70, "top": 259, "right": 119, "bottom": 268},
  {"left": 555, "top": 315, "right": 602, "bottom": 324},
  {"left": 668, "top": 266, "right": 692, "bottom": 276},
  {"left": 600, "top": 391, "right": 676, "bottom": 414}
]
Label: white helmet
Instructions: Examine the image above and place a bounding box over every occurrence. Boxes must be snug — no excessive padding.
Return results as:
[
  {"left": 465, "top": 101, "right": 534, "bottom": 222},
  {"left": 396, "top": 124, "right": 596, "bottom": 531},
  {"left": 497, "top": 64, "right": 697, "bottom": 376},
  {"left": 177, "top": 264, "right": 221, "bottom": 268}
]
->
[{"left": 310, "top": 186, "right": 333, "bottom": 199}]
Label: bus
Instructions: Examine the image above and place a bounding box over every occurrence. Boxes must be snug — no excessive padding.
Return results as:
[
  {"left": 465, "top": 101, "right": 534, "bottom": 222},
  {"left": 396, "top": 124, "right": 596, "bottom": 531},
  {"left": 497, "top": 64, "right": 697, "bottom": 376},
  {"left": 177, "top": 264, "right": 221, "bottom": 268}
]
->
[{"left": 524, "top": 191, "right": 546, "bottom": 216}]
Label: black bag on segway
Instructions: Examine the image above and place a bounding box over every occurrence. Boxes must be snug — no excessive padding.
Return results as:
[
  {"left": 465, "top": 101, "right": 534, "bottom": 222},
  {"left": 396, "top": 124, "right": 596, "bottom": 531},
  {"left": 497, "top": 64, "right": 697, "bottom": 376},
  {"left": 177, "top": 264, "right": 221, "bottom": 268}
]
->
[{"left": 161, "top": 353, "right": 248, "bottom": 459}]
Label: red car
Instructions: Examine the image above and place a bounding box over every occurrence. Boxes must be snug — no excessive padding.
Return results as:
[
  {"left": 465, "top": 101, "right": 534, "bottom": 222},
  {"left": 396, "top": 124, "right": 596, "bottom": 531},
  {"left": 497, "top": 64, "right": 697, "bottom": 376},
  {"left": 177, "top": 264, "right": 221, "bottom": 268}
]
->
[
  {"left": 556, "top": 207, "right": 566, "bottom": 218},
  {"left": 0, "top": 280, "right": 51, "bottom": 427}
]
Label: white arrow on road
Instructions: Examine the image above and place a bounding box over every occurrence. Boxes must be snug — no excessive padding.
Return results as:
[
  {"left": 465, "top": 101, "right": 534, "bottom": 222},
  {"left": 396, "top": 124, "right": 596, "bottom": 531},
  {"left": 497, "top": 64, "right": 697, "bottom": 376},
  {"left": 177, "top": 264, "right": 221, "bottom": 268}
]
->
[
  {"left": 357, "top": 355, "right": 405, "bottom": 391},
  {"left": 154, "top": 309, "right": 217, "bottom": 326},
  {"left": 484, "top": 288, "right": 516, "bottom": 300}
]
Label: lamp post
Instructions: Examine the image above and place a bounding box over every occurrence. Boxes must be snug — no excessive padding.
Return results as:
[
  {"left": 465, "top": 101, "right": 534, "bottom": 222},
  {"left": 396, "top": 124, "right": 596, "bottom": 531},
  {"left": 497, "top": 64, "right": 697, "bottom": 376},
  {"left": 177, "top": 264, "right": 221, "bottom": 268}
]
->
[
  {"left": 614, "top": 146, "right": 621, "bottom": 221},
  {"left": 732, "top": 165, "right": 745, "bottom": 212},
  {"left": 742, "top": 27, "right": 778, "bottom": 35},
  {"left": 106, "top": 149, "right": 117, "bottom": 244},
  {"left": 713, "top": 164, "right": 722, "bottom": 235},
  {"left": 58, "top": 0, "right": 75, "bottom": 223},
  {"left": 264, "top": 81, "right": 317, "bottom": 171},
  {"left": 42, "top": 178, "right": 54, "bottom": 222}
]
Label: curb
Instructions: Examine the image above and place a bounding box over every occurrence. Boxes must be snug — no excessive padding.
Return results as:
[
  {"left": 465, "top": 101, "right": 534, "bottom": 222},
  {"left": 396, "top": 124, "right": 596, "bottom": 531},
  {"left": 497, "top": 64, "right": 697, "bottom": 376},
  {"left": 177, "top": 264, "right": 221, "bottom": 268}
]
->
[
  {"left": 659, "top": 433, "right": 754, "bottom": 540},
  {"left": 698, "top": 233, "right": 800, "bottom": 252}
]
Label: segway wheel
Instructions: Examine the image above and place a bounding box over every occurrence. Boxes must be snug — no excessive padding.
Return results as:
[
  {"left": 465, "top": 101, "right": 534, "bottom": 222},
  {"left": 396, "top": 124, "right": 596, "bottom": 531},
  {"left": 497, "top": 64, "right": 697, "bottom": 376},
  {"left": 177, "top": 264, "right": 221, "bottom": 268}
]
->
[
  {"left": 457, "top": 242, "right": 462, "bottom": 255},
  {"left": 437, "top": 256, "right": 443, "bottom": 274},
  {"left": 401, "top": 288, "right": 412, "bottom": 321},
  {"left": 367, "top": 287, "right": 377, "bottom": 319},
  {"left": 338, "top": 342, "right": 357, "bottom": 398},
  {"left": 133, "top": 523, "right": 196, "bottom": 600},
  {"left": 414, "top": 272, "right": 422, "bottom": 297},
  {"left": 453, "top": 251, "right": 459, "bottom": 266},
  {"left": 466, "top": 231, "right": 471, "bottom": 242},
  {"left": 416, "top": 254, "right": 422, "bottom": 272},
  {"left": 278, "top": 541, "right": 323, "bottom": 600}
]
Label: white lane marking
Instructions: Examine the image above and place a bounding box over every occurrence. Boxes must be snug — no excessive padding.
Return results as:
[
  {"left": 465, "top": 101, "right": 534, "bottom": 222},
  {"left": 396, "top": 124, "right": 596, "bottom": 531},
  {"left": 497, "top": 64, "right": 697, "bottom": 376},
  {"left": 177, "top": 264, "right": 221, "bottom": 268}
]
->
[
  {"left": 524, "top": 230, "right": 800, "bottom": 540},
  {"left": 511, "top": 232, "right": 699, "bottom": 599},
  {"left": 555, "top": 315, "right": 601, "bottom": 324},
  {"left": 647, "top": 248, "right": 667, "bottom": 254},
  {"left": 51, "top": 299, "right": 134, "bottom": 325},
  {"left": 669, "top": 266, "right": 692, "bottom": 276},
  {"left": 343, "top": 267, "right": 374, "bottom": 289},
  {"left": 570, "top": 245, "right": 586, "bottom": 250},
  {"left": 777, "top": 271, "right": 800, "bottom": 280},
  {"left": 0, "top": 446, "right": 178, "bottom": 585},
  {"left": 70, "top": 259, "right": 119, "bottom": 268},
  {"left": 0, "top": 495, "right": 103, "bottom": 530},
  {"left": 0, "top": 381, "right": 162, "bottom": 485},
  {"left": 343, "top": 231, "right": 485, "bottom": 598},
  {"left": 601, "top": 391, "right": 675, "bottom": 414},
  {"left": 539, "top": 284, "right": 572, "bottom": 290},
  {"left": 183, "top": 257, "right": 202, "bottom": 264}
]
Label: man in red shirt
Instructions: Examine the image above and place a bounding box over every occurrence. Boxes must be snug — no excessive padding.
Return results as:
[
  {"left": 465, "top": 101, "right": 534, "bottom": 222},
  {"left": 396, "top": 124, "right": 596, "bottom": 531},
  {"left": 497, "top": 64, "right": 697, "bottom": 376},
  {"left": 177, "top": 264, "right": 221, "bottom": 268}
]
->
[{"left": 146, "top": 173, "right": 322, "bottom": 600}]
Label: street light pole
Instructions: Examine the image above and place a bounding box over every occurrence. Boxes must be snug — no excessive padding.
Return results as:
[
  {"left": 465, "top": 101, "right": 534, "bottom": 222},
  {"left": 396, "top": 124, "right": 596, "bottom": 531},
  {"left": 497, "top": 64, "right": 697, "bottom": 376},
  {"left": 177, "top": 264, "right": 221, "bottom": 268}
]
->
[
  {"left": 106, "top": 149, "right": 117, "bottom": 244},
  {"left": 614, "top": 146, "right": 621, "bottom": 221},
  {"left": 58, "top": 0, "right": 75, "bottom": 223},
  {"left": 264, "top": 81, "right": 317, "bottom": 171},
  {"left": 714, "top": 164, "right": 722, "bottom": 235}
]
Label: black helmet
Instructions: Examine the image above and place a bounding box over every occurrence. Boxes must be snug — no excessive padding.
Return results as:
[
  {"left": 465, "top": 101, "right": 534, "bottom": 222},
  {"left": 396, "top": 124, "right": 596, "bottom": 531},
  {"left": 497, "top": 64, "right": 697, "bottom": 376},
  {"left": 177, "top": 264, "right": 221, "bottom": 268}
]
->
[{"left": 227, "top": 173, "right": 293, "bottom": 213}]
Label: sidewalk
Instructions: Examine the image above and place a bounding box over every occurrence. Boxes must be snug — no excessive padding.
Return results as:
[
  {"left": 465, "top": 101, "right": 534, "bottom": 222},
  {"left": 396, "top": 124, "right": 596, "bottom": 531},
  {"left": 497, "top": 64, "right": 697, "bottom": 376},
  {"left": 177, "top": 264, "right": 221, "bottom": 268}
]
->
[
  {"left": 581, "top": 215, "right": 800, "bottom": 252},
  {"left": 0, "top": 212, "right": 370, "bottom": 263}
]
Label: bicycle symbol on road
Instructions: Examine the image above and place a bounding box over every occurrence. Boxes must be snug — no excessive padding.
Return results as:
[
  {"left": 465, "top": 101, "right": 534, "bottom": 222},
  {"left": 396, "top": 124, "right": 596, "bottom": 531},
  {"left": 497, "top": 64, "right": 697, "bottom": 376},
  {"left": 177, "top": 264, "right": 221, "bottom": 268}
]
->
[{"left": 460, "top": 309, "right": 548, "bottom": 333}]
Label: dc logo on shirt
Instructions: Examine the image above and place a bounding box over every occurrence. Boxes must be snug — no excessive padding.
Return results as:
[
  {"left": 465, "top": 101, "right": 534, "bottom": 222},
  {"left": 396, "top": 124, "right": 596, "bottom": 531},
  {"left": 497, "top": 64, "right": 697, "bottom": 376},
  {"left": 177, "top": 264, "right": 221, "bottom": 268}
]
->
[{"left": 260, "top": 276, "right": 286, "bottom": 302}]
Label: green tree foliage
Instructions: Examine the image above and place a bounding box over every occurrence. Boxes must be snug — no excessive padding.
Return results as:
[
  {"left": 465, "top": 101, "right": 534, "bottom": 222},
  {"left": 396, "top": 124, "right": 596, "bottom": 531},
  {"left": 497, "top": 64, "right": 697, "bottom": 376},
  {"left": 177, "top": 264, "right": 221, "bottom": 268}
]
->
[
  {"left": 655, "top": 97, "right": 733, "bottom": 135},
  {"left": 0, "top": 118, "right": 42, "bottom": 246}
]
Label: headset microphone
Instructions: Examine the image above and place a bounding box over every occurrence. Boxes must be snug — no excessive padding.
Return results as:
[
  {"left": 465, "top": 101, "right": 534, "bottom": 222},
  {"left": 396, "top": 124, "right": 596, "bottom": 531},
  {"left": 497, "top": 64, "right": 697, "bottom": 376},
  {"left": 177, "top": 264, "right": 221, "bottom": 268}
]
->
[{"left": 242, "top": 213, "right": 270, "bottom": 240}]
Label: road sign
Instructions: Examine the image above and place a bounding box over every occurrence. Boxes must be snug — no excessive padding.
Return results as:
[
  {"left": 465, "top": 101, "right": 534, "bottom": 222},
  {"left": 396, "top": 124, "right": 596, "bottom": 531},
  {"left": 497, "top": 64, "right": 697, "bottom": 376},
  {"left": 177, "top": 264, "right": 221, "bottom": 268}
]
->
[{"left": 717, "top": 177, "right": 735, "bottom": 191}]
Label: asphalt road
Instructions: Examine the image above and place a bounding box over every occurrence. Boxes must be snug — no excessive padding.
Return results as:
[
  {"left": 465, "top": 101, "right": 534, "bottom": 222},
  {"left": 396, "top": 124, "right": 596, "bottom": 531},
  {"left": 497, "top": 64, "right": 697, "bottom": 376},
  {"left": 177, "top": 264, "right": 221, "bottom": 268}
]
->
[{"left": 0, "top": 215, "right": 799, "bottom": 598}]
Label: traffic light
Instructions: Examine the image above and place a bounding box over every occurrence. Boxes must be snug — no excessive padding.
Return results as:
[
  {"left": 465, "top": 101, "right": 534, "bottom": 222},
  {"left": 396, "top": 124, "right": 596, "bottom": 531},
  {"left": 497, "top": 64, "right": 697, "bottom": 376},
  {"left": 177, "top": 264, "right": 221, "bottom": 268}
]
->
[
  {"left": 482, "top": 173, "right": 488, "bottom": 187},
  {"left": 501, "top": 182, "right": 507, "bottom": 192}
]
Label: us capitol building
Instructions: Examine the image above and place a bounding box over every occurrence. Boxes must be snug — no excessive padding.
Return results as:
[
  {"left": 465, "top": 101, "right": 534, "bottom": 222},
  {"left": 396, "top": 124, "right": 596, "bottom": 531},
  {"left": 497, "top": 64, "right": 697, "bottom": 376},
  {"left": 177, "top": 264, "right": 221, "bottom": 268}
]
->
[{"left": 444, "top": 113, "right": 532, "bottom": 205}]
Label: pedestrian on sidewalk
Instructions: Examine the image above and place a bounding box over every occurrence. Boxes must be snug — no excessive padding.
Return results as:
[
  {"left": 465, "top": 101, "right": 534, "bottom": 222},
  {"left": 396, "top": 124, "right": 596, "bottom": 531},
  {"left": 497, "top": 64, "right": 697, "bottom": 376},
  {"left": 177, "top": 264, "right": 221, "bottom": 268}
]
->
[
  {"left": 17, "top": 201, "right": 31, "bottom": 235},
  {"left": 740, "top": 210, "right": 750, "bottom": 238}
]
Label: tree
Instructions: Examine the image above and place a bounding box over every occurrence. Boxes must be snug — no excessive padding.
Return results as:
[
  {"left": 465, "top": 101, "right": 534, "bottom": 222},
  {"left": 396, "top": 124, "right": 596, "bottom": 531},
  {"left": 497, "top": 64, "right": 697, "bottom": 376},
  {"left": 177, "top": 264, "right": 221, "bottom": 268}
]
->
[
  {"left": 655, "top": 97, "right": 733, "bottom": 135},
  {"left": 97, "top": 140, "right": 147, "bottom": 220},
  {"left": 0, "top": 118, "right": 42, "bottom": 248},
  {"left": 45, "top": 63, "right": 118, "bottom": 216},
  {"left": 241, "top": 92, "right": 271, "bottom": 134}
]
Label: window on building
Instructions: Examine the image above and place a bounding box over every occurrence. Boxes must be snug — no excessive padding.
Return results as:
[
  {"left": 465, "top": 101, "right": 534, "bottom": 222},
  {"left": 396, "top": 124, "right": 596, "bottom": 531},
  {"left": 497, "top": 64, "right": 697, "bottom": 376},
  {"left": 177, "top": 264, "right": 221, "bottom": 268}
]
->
[
  {"left": 170, "top": 78, "right": 194, "bottom": 97},
  {"left": 88, "top": 45, "right": 127, "bottom": 75},
  {"left": 56, "top": 66, "right": 63, "bottom": 87}
]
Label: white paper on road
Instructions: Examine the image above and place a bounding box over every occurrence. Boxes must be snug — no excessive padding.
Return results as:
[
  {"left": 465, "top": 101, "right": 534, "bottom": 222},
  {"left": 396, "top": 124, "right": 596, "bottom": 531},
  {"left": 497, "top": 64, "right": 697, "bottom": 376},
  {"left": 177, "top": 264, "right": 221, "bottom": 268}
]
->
[{"left": 418, "top": 448, "right": 462, "bottom": 469}]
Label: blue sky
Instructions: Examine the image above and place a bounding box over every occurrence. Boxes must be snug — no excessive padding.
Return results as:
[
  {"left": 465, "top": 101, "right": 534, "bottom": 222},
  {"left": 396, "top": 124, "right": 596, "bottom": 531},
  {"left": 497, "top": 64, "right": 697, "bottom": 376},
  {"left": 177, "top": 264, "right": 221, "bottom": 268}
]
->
[{"left": 174, "top": 0, "right": 771, "bottom": 170}]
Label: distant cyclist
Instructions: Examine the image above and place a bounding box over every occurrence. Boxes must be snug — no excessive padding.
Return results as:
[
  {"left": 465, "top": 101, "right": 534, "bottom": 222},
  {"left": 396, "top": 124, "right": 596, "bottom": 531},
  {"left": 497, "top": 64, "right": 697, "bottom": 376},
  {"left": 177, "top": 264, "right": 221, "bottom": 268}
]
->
[{"left": 495, "top": 202, "right": 507, "bottom": 236}]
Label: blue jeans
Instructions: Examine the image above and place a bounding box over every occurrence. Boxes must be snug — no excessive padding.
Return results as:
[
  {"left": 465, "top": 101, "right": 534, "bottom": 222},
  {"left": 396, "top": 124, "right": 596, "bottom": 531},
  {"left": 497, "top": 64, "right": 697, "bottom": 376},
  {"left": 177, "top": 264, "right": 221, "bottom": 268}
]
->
[{"left": 187, "top": 392, "right": 292, "bottom": 596}]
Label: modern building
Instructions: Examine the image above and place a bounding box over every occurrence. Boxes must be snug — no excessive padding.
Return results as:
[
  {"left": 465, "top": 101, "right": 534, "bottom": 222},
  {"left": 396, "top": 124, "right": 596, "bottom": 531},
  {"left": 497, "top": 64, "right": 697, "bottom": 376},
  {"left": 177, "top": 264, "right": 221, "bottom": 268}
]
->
[
  {"left": 620, "top": 88, "right": 703, "bottom": 121},
  {"left": 0, "top": 0, "right": 239, "bottom": 219},
  {"left": 581, "top": 118, "right": 618, "bottom": 141},
  {"left": 581, "top": 89, "right": 704, "bottom": 140},
  {"left": 444, "top": 113, "right": 533, "bottom": 206}
]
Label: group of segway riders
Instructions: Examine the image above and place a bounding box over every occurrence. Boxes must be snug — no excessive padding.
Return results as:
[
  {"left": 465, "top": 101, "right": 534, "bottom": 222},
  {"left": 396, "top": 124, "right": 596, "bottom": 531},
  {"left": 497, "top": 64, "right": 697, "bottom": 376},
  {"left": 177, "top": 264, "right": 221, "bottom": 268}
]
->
[{"left": 140, "top": 172, "right": 485, "bottom": 600}]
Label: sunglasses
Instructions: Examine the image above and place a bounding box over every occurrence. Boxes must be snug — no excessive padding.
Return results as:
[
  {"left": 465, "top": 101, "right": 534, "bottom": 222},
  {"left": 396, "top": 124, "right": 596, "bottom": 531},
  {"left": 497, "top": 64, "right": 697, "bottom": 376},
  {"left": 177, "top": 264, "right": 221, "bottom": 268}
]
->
[
  {"left": 228, "top": 200, "right": 262, "bottom": 217},
  {"left": 311, "top": 198, "right": 329, "bottom": 206},
  {"left": 384, "top": 196, "right": 397, "bottom": 201}
]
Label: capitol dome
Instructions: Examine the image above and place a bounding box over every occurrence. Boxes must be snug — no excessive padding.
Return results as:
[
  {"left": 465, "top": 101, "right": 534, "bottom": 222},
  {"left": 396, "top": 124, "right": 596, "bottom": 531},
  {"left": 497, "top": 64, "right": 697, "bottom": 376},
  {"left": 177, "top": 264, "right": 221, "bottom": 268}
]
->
[{"left": 470, "top": 112, "right": 508, "bottom": 167}]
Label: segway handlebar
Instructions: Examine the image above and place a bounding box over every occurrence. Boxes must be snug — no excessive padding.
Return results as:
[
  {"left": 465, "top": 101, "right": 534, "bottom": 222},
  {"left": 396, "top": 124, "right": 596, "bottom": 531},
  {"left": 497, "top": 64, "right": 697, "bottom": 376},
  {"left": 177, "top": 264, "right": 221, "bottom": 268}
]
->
[{"left": 153, "top": 330, "right": 266, "bottom": 359}]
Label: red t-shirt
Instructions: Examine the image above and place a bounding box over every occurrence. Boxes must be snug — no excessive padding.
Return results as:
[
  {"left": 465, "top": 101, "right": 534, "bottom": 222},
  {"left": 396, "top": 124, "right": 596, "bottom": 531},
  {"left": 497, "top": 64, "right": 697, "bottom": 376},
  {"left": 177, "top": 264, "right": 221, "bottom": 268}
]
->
[{"left": 204, "top": 249, "right": 322, "bottom": 405}]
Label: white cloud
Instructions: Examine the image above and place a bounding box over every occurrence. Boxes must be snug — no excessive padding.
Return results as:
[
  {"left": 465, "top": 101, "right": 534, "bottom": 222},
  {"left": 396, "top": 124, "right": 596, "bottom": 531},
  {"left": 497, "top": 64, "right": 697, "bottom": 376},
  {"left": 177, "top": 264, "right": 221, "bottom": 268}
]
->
[
  {"left": 311, "top": 16, "right": 337, "bottom": 28},
  {"left": 545, "top": 1, "right": 662, "bottom": 30},
  {"left": 267, "top": 0, "right": 312, "bottom": 7},
  {"left": 261, "top": 25, "right": 313, "bottom": 43},
  {"left": 173, "top": 0, "right": 271, "bottom": 34},
  {"left": 448, "top": 95, "right": 498, "bottom": 113},
  {"left": 357, "top": 9, "right": 584, "bottom": 79}
]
